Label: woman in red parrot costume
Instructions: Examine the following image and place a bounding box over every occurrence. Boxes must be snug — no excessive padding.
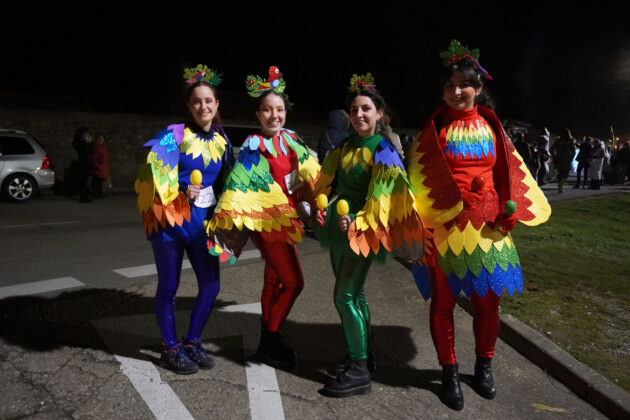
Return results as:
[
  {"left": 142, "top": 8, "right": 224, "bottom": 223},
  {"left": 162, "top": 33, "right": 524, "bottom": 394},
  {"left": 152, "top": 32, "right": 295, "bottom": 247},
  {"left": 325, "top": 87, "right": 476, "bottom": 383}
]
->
[
  {"left": 207, "top": 67, "right": 320, "bottom": 370},
  {"left": 408, "top": 40, "right": 551, "bottom": 410}
]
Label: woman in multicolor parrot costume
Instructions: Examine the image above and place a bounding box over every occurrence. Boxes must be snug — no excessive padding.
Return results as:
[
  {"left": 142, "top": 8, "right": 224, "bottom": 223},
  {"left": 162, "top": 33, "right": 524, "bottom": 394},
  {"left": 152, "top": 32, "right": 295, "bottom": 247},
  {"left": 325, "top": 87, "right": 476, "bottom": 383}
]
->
[
  {"left": 134, "top": 65, "right": 233, "bottom": 374},
  {"left": 314, "top": 74, "right": 426, "bottom": 398},
  {"left": 408, "top": 41, "right": 551, "bottom": 410},
  {"left": 207, "top": 67, "right": 320, "bottom": 370}
]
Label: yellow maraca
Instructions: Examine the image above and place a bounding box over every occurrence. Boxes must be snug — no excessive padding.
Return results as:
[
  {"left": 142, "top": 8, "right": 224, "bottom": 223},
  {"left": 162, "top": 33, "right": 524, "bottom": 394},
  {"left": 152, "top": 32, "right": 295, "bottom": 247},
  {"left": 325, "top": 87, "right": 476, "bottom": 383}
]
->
[
  {"left": 190, "top": 169, "right": 203, "bottom": 186},
  {"left": 336, "top": 199, "right": 349, "bottom": 216},
  {"left": 316, "top": 194, "right": 328, "bottom": 226}
]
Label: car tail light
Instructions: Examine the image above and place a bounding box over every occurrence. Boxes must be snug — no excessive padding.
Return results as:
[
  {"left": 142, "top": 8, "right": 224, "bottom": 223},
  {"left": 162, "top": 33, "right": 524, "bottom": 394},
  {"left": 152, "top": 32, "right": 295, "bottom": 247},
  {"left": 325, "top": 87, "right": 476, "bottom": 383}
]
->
[{"left": 39, "top": 155, "right": 52, "bottom": 170}]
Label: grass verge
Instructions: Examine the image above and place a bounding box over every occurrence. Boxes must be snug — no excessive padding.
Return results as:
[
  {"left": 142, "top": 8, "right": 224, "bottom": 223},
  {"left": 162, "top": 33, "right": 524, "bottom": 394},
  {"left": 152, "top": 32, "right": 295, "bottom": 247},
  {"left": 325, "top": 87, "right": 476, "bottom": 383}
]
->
[{"left": 503, "top": 193, "right": 630, "bottom": 392}]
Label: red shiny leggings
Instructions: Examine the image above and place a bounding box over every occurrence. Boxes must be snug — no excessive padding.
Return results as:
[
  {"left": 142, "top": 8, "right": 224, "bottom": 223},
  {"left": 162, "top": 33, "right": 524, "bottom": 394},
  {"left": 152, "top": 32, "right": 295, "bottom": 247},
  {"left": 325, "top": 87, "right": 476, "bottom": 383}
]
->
[
  {"left": 429, "top": 255, "right": 501, "bottom": 365},
  {"left": 251, "top": 233, "right": 304, "bottom": 332}
]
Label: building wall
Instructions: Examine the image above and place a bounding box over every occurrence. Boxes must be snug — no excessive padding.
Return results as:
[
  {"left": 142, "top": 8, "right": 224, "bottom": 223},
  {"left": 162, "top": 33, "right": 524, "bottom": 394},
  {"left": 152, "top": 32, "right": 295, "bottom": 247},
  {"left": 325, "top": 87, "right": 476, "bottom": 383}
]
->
[{"left": 0, "top": 108, "right": 323, "bottom": 193}]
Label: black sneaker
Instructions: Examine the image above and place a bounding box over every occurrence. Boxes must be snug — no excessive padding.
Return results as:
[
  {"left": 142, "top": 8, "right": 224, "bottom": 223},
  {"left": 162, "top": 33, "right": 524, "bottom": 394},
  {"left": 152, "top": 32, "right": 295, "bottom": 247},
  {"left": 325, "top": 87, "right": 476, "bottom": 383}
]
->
[
  {"left": 159, "top": 343, "right": 199, "bottom": 374},
  {"left": 184, "top": 340, "right": 215, "bottom": 370}
]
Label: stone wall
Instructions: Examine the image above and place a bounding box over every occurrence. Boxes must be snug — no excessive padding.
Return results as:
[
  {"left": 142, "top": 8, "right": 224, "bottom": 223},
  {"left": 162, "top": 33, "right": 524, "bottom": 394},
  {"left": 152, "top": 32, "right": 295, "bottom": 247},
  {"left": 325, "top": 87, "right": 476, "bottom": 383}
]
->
[{"left": 0, "top": 108, "right": 323, "bottom": 193}]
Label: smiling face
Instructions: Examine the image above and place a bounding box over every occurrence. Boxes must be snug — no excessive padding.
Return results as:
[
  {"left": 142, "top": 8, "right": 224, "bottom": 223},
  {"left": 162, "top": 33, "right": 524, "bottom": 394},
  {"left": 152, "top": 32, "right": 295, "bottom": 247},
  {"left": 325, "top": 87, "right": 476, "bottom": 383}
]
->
[
  {"left": 256, "top": 92, "right": 286, "bottom": 137},
  {"left": 349, "top": 94, "right": 383, "bottom": 137},
  {"left": 187, "top": 84, "right": 219, "bottom": 131},
  {"left": 443, "top": 69, "right": 482, "bottom": 111}
]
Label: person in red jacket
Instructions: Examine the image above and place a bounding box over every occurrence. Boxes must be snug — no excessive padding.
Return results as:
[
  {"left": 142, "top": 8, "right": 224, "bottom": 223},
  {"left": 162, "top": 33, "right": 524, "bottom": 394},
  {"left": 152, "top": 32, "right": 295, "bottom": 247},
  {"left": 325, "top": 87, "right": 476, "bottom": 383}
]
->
[{"left": 91, "top": 134, "right": 110, "bottom": 198}]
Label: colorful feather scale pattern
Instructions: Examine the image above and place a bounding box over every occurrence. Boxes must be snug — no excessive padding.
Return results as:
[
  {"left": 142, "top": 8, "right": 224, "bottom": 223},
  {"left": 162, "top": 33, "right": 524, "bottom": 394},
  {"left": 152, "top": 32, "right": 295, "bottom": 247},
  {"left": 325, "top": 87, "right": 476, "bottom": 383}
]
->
[
  {"left": 135, "top": 124, "right": 227, "bottom": 235},
  {"left": 407, "top": 124, "right": 463, "bottom": 228},
  {"left": 315, "top": 137, "right": 428, "bottom": 260},
  {"left": 208, "top": 129, "right": 320, "bottom": 247},
  {"left": 409, "top": 105, "right": 551, "bottom": 299}
]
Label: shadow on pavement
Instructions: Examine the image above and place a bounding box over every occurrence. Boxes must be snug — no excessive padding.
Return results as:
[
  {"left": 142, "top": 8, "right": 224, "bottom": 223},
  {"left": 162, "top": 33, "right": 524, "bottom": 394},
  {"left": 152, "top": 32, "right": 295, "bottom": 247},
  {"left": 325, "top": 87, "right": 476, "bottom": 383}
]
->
[{"left": 0, "top": 288, "right": 438, "bottom": 395}]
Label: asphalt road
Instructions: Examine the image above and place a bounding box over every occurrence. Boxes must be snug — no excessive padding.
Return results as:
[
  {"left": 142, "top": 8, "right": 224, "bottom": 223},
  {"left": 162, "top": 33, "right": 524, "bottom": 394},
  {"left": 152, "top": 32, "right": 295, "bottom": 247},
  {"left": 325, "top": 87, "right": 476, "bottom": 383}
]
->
[{"left": 0, "top": 192, "right": 611, "bottom": 419}]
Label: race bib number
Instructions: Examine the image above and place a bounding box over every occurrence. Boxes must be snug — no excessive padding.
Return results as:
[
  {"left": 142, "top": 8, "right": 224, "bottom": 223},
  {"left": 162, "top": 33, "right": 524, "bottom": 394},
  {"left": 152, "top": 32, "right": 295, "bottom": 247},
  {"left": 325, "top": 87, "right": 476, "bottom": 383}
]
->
[
  {"left": 195, "top": 185, "right": 216, "bottom": 208},
  {"left": 284, "top": 169, "right": 304, "bottom": 195}
]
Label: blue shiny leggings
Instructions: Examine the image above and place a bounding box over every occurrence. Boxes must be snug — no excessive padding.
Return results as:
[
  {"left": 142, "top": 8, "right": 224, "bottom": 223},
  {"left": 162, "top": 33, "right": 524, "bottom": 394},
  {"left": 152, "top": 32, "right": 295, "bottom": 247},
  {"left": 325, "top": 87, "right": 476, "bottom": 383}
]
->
[{"left": 151, "top": 240, "right": 220, "bottom": 348}]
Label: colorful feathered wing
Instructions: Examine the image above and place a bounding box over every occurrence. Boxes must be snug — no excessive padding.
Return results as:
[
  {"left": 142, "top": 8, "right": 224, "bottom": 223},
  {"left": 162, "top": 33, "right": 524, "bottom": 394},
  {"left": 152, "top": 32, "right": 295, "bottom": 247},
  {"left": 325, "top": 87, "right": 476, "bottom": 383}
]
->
[
  {"left": 134, "top": 124, "right": 191, "bottom": 235},
  {"left": 347, "top": 139, "right": 427, "bottom": 258},
  {"left": 479, "top": 106, "right": 551, "bottom": 226},
  {"left": 289, "top": 131, "right": 321, "bottom": 202},
  {"left": 407, "top": 114, "right": 463, "bottom": 228},
  {"left": 208, "top": 134, "right": 304, "bottom": 246},
  {"left": 312, "top": 146, "right": 340, "bottom": 199}
]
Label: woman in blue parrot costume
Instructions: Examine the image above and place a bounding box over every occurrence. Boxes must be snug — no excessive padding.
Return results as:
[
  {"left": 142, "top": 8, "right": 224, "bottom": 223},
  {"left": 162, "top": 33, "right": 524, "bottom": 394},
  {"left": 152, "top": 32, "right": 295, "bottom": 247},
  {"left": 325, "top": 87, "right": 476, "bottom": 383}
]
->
[
  {"left": 407, "top": 41, "right": 551, "bottom": 410},
  {"left": 314, "top": 74, "right": 427, "bottom": 398},
  {"left": 207, "top": 67, "right": 321, "bottom": 371},
  {"left": 134, "top": 65, "right": 234, "bottom": 374}
]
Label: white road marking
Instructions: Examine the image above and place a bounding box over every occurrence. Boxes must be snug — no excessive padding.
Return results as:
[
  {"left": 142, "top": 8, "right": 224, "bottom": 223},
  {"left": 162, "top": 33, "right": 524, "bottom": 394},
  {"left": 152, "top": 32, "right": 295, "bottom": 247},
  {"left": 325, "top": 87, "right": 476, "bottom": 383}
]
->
[
  {"left": 113, "top": 260, "right": 192, "bottom": 278},
  {"left": 94, "top": 302, "right": 284, "bottom": 420},
  {"left": 246, "top": 362, "right": 285, "bottom": 420},
  {"left": 218, "top": 302, "right": 285, "bottom": 420},
  {"left": 239, "top": 249, "right": 262, "bottom": 260},
  {"left": 115, "top": 355, "right": 193, "bottom": 420},
  {"left": 113, "top": 249, "right": 262, "bottom": 278},
  {"left": 0, "top": 277, "right": 84, "bottom": 299},
  {"left": 0, "top": 220, "right": 79, "bottom": 229}
]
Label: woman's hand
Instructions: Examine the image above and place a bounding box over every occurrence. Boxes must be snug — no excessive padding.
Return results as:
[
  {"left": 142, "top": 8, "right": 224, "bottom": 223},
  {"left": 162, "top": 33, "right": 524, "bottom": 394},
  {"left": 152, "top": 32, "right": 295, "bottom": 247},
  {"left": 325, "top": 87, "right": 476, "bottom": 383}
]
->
[
  {"left": 495, "top": 212, "right": 517, "bottom": 234},
  {"left": 315, "top": 209, "right": 327, "bottom": 226},
  {"left": 339, "top": 215, "right": 352, "bottom": 232},
  {"left": 186, "top": 184, "right": 204, "bottom": 201}
]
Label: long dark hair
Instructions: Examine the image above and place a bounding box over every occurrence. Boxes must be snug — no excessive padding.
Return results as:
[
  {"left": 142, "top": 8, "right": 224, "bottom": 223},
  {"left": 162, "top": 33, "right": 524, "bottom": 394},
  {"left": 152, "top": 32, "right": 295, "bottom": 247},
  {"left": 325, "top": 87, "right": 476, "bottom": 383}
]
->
[
  {"left": 184, "top": 81, "right": 222, "bottom": 125},
  {"left": 441, "top": 60, "right": 494, "bottom": 109}
]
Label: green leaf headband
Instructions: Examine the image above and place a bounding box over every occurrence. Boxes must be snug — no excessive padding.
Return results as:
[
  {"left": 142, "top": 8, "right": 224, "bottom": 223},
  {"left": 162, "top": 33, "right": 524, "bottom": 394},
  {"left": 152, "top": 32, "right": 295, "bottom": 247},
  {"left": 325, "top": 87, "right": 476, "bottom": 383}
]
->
[
  {"left": 439, "top": 40, "right": 492, "bottom": 80},
  {"left": 183, "top": 64, "right": 223, "bottom": 86},
  {"left": 245, "top": 66, "right": 286, "bottom": 98},
  {"left": 349, "top": 73, "right": 377, "bottom": 92}
]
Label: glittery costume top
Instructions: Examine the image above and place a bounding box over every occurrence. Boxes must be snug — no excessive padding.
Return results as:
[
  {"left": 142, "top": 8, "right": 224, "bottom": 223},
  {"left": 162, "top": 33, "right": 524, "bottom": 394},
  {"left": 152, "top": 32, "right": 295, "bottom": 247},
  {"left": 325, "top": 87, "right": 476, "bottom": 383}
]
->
[
  {"left": 208, "top": 128, "right": 320, "bottom": 251},
  {"left": 134, "top": 122, "right": 233, "bottom": 244},
  {"left": 408, "top": 105, "right": 551, "bottom": 299},
  {"left": 316, "top": 134, "right": 426, "bottom": 262}
]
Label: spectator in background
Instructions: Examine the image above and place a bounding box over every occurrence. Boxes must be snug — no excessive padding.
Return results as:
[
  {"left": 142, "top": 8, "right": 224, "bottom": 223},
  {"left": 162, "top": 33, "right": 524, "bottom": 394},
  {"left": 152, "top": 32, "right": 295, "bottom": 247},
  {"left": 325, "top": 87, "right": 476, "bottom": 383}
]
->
[
  {"left": 317, "top": 109, "right": 350, "bottom": 163},
  {"left": 550, "top": 129, "right": 576, "bottom": 193},
  {"left": 536, "top": 128, "right": 550, "bottom": 186},
  {"left": 574, "top": 136, "right": 591, "bottom": 189},
  {"left": 512, "top": 132, "right": 531, "bottom": 164},
  {"left": 91, "top": 134, "right": 110, "bottom": 198},
  {"left": 615, "top": 141, "right": 630, "bottom": 184},
  {"left": 72, "top": 127, "right": 93, "bottom": 203},
  {"left": 589, "top": 138, "right": 605, "bottom": 189}
]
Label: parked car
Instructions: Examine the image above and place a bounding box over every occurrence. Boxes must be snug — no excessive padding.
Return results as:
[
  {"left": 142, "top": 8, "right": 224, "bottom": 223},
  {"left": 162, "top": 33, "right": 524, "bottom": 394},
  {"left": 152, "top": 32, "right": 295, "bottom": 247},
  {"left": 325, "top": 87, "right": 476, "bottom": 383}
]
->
[{"left": 0, "top": 129, "right": 55, "bottom": 202}]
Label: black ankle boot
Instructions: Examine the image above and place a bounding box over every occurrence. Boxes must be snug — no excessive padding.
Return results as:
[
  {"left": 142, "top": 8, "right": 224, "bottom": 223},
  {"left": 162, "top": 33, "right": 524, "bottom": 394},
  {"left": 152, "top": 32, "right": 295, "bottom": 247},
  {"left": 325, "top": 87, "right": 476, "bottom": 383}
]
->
[
  {"left": 441, "top": 363, "right": 464, "bottom": 410},
  {"left": 473, "top": 356, "right": 496, "bottom": 399},
  {"left": 257, "top": 326, "right": 297, "bottom": 371},
  {"left": 321, "top": 359, "right": 371, "bottom": 398}
]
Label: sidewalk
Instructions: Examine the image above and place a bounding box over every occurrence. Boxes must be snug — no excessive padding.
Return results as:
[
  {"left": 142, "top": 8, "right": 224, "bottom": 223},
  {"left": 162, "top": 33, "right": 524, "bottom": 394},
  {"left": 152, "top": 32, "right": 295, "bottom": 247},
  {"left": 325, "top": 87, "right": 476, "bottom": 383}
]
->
[{"left": 457, "top": 176, "right": 630, "bottom": 419}]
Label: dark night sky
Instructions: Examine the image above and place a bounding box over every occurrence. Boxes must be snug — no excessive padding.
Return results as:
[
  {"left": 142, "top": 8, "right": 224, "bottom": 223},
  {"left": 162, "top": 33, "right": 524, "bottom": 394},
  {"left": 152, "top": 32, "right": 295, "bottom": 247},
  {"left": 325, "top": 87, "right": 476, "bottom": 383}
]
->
[{"left": 3, "top": 2, "right": 629, "bottom": 139}]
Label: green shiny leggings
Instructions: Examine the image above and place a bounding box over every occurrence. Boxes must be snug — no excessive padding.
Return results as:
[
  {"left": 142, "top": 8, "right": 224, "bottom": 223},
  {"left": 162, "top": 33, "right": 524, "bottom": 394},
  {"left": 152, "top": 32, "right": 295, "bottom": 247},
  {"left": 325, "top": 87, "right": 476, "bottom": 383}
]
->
[{"left": 331, "top": 248, "right": 373, "bottom": 360}]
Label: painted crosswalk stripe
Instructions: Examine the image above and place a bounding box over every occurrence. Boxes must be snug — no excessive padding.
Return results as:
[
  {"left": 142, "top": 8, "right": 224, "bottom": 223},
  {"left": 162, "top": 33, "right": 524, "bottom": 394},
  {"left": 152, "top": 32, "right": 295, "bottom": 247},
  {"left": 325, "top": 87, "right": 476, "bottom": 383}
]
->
[
  {"left": 0, "top": 277, "right": 85, "bottom": 299},
  {"left": 115, "top": 355, "right": 193, "bottom": 420},
  {"left": 95, "top": 302, "right": 284, "bottom": 420},
  {"left": 113, "top": 249, "right": 262, "bottom": 278},
  {"left": 219, "top": 302, "right": 285, "bottom": 420}
]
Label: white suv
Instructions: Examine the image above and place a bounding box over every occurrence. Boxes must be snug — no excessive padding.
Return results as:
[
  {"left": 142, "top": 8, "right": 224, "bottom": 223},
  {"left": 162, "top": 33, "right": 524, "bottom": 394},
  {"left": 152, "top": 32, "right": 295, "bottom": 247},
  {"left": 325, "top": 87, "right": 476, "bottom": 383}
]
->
[{"left": 0, "top": 129, "right": 55, "bottom": 202}]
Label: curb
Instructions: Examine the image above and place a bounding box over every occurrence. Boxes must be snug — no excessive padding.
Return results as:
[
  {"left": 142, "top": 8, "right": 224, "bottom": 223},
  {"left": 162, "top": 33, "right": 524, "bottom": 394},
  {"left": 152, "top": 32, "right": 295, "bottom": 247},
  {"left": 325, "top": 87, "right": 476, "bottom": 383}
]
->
[{"left": 457, "top": 296, "right": 630, "bottom": 420}]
